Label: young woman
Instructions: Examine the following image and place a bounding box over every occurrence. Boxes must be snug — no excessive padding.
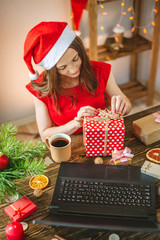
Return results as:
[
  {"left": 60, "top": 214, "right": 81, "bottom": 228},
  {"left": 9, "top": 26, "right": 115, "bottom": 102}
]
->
[{"left": 24, "top": 21, "right": 131, "bottom": 141}]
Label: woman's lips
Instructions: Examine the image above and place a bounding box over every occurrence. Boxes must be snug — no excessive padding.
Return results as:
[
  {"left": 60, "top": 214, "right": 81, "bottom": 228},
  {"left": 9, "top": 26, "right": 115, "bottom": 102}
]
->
[{"left": 71, "top": 70, "right": 79, "bottom": 77}]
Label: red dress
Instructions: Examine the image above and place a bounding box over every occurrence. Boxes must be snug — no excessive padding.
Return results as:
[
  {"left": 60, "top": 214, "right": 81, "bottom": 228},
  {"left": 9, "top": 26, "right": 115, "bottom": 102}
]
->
[{"left": 26, "top": 61, "right": 111, "bottom": 134}]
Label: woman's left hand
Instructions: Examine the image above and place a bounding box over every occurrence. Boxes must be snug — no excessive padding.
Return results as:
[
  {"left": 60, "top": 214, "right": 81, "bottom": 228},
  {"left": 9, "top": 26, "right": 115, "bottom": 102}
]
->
[
  {"left": 111, "top": 95, "right": 131, "bottom": 115},
  {"left": 105, "top": 72, "right": 132, "bottom": 116}
]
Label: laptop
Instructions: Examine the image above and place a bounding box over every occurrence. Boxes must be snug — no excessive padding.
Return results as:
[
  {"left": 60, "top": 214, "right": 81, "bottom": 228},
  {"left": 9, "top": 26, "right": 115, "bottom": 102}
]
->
[{"left": 33, "top": 162, "right": 160, "bottom": 232}]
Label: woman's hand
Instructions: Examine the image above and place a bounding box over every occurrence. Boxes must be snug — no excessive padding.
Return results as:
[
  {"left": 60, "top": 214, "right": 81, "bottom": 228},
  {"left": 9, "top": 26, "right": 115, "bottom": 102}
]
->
[
  {"left": 77, "top": 106, "right": 98, "bottom": 118},
  {"left": 105, "top": 72, "right": 132, "bottom": 115},
  {"left": 75, "top": 106, "right": 98, "bottom": 127},
  {"left": 111, "top": 95, "right": 131, "bottom": 115}
]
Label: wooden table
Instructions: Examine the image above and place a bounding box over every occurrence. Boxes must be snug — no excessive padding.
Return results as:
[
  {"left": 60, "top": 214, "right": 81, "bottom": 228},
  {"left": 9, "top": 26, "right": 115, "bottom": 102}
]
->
[{"left": 1, "top": 105, "right": 160, "bottom": 240}]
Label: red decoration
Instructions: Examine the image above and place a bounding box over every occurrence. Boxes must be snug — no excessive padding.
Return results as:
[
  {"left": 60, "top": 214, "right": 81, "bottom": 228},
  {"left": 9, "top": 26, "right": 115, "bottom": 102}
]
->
[
  {"left": 5, "top": 222, "right": 25, "bottom": 240},
  {"left": 83, "top": 109, "right": 125, "bottom": 156},
  {"left": 71, "top": 0, "right": 88, "bottom": 30},
  {"left": 4, "top": 196, "right": 37, "bottom": 222},
  {"left": 0, "top": 152, "right": 9, "bottom": 170}
]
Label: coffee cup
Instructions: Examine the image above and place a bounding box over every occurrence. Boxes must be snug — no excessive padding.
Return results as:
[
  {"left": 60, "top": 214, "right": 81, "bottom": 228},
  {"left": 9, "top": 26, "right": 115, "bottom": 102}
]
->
[{"left": 45, "top": 133, "right": 71, "bottom": 163}]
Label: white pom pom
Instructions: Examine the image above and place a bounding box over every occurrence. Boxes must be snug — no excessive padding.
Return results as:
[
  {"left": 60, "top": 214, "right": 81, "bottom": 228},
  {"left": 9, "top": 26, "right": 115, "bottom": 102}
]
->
[{"left": 29, "top": 70, "right": 39, "bottom": 80}]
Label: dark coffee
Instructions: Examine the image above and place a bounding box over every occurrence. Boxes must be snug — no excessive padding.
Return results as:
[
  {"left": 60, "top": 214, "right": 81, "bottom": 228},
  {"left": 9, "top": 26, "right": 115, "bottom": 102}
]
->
[{"left": 51, "top": 138, "right": 69, "bottom": 148}]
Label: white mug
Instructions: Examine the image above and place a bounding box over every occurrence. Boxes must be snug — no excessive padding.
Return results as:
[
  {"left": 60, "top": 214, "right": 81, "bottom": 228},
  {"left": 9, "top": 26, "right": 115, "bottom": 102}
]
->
[{"left": 45, "top": 133, "right": 71, "bottom": 163}]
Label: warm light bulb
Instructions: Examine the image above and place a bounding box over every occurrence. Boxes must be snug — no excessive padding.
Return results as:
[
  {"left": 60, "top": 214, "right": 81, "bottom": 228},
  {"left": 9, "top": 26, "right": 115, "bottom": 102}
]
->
[
  {"left": 129, "top": 16, "right": 134, "bottom": 20},
  {"left": 100, "top": 26, "right": 104, "bottom": 30},
  {"left": 128, "top": 7, "right": 132, "bottom": 11},
  {"left": 121, "top": 2, "right": 124, "bottom": 6},
  {"left": 152, "top": 21, "right": 156, "bottom": 26},
  {"left": 131, "top": 27, "right": 135, "bottom": 32},
  {"left": 143, "top": 28, "right": 147, "bottom": 34},
  {"left": 100, "top": 4, "right": 104, "bottom": 9},
  {"left": 153, "top": 9, "right": 158, "bottom": 13}
]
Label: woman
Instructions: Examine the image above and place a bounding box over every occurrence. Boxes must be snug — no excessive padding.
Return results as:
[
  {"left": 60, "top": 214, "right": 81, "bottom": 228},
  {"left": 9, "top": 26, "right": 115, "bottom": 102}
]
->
[{"left": 24, "top": 21, "right": 131, "bottom": 141}]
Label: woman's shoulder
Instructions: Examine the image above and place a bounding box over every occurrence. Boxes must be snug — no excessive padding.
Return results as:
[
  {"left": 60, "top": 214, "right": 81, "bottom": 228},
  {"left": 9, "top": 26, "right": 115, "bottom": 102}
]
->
[
  {"left": 90, "top": 60, "right": 111, "bottom": 70},
  {"left": 90, "top": 61, "right": 111, "bottom": 87}
]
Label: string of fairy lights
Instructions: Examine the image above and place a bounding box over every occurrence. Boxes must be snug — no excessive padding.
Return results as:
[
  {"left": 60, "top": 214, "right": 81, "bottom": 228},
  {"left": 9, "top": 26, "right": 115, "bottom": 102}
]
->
[{"left": 99, "top": 0, "right": 158, "bottom": 35}]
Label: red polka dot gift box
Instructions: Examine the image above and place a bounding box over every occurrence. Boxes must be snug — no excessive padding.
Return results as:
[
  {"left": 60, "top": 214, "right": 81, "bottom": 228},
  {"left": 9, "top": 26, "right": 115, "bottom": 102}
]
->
[{"left": 83, "top": 109, "right": 125, "bottom": 157}]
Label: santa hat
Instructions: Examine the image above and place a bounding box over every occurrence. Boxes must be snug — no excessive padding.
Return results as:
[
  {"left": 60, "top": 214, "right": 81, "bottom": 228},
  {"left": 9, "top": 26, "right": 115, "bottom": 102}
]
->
[
  {"left": 23, "top": 21, "right": 76, "bottom": 80},
  {"left": 71, "top": 0, "right": 88, "bottom": 30}
]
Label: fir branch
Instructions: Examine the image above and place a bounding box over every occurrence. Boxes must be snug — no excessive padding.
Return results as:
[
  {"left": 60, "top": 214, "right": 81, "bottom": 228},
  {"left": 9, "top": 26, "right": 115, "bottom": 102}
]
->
[
  {"left": 11, "top": 140, "right": 47, "bottom": 160},
  {"left": 0, "top": 175, "right": 23, "bottom": 203},
  {"left": 0, "top": 123, "right": 17, "bottom": 150},
  {"left": 0, "top": 122, "right": 48, "bottom": 202}
]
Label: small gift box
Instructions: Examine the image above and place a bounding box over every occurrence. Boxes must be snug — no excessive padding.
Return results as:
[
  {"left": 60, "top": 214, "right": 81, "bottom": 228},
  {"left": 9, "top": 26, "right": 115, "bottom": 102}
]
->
[
  {"left": 110, "top": 147, "right": 134, "bottom": 165},
  {"left": 4, "top": 196, "right": 37, "bottom": 222},
  {"left": 133, "top": 111, "right": 160, "bottom": 145},
  {"left": 83, "top": 109, "right": 125, "bottom": 156},
  {"left": 141, "top": 160, "right": 160, "bottom": 179}
]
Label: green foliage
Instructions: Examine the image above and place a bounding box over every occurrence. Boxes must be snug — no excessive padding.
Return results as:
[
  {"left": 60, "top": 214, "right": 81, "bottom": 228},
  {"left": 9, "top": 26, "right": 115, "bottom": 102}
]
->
[{"left": 0, "top": 122, "right": 47, "bottom": 203}]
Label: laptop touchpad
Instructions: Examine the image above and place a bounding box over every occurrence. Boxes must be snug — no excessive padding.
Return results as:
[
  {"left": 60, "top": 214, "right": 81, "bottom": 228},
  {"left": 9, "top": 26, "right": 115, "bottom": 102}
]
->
[{"left": 106, "top": 167, "right": 129, "bottom": 180}]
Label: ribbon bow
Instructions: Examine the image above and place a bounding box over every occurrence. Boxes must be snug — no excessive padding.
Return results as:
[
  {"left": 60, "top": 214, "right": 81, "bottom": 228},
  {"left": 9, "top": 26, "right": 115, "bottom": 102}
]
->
[
  {"left": 152, "top": 113, "right": 160, "bottom": 123},
  {"left": 11, "top": 202, "right": 32, "bottom": 220},
  {"left": 111, "top": 147, "right": 134, "bottom": 165},
  {"left": 98, "top": 108, "right": 122, "bottom": 120}
]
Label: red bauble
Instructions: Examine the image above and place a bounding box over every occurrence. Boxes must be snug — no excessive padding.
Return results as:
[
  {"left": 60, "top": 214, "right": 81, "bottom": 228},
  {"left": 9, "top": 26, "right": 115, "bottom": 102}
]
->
[
  {"left": 0, "top": 152, "right": 9, "bottom": 170},
  {"left": 5, "top": 222, "right": 25, "bottom": 240}
]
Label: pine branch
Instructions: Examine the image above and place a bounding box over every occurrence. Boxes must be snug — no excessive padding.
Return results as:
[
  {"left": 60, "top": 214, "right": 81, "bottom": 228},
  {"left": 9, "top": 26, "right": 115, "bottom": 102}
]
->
[{"left": 0, "top": 123, "right": 48, "bottom": 203}]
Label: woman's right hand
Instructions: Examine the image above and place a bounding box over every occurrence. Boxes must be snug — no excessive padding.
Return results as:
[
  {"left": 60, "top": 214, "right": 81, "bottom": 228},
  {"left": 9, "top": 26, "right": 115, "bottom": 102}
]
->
[
  {"left": 75, "top": 106, "right": 98, "bottom": 127},
  {"left": 77, "top": 106, "right": 98, "bottom": 118}
]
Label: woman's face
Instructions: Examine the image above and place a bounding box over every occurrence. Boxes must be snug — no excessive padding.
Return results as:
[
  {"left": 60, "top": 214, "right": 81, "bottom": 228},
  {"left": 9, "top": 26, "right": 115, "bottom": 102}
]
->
[{"left": 56, "top": 48, "right": 82, "bottom": 78}]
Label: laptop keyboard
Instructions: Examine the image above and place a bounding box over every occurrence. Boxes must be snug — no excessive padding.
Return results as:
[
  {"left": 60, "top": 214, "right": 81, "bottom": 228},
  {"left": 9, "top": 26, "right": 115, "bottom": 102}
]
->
[{"left": 57, "top": 179, "right": 151, "bottom": 208}]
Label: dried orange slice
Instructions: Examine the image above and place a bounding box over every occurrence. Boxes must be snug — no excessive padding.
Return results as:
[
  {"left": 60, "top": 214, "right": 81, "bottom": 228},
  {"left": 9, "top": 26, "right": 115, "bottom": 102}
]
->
[
  {"left": 29, "top": 175, "right": 49, "bottom": 189},
  {"left": 146, "top": 148, "right": 160, "bottom": 164}
]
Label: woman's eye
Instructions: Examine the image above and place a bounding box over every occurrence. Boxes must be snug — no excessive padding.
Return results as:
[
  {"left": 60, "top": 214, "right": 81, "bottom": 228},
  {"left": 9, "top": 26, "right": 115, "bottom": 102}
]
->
[
  {"left": 58, "top": 65, "right": 66, "bottom": 71},
  {"left": 73, "top": 55, "right": 79, "bottom": 62}
]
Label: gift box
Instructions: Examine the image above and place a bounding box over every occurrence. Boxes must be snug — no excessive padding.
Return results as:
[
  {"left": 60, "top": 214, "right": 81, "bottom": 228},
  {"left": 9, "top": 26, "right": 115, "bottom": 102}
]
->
[
  {"left": 133, "top": 111, "right": 160, "bottom": 145},
  {"left": 110, "top": 147, "right": 133, "bottom": 165},
  {"left": 4, "top": 196, "right": 37, "bottom": 222},
  {"left": 141, "top": 160, "right": 160, "bottom": 179},
  {"left": 111, "top": 157, "right": 132, "bottom": 165},
  {"left": 83, "top": 109, "right": 125, "bottom": 156}
]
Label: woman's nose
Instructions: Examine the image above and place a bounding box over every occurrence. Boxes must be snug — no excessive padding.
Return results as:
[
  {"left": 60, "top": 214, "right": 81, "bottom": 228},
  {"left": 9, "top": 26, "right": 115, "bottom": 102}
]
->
[{"left": 68, "top": 64, "right": 77, "bottom": 74}]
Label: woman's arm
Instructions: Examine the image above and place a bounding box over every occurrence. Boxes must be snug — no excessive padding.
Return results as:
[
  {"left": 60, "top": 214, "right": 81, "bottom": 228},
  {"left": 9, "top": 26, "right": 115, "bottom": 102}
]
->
[
  {"left": 105, "top": 72, "right": 132, "bottom": 115},
  {"left": 33, "top": 97, "right": 98, "bottom": 141},
  {"left": 33, "top": 97, "right": 81, "bottom": 141}
]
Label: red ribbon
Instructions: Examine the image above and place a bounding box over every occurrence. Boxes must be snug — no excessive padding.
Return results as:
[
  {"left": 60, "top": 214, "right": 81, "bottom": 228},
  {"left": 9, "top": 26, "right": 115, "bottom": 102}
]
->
[
  {"left": 11, "top": 202, "right": 32, "bottom": 220},
  {"left": 111, "top": 147, "right": 134, "bottom": 165},
  {"left": 152, "top": 113, "right": 160, "bottom": 123}
]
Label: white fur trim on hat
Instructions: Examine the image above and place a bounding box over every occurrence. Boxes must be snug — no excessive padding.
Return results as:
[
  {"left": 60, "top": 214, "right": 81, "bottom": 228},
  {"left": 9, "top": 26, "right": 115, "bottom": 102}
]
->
[
  {"left": 29, "top": 70, "right": 39, "bottom": 80},
  {"left": 37, "top": 25, "right": 76, "bottom": 70}
]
